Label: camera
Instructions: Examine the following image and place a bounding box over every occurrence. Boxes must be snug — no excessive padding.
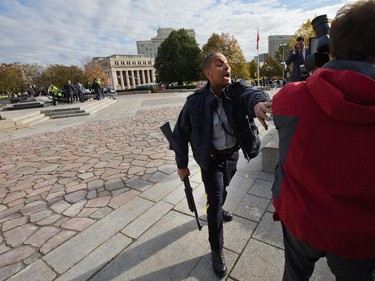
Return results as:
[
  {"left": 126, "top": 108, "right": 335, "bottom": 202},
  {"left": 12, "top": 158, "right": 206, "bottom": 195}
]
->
[{"left": 304, "top": 14, "right": 331, "bottom": 72}]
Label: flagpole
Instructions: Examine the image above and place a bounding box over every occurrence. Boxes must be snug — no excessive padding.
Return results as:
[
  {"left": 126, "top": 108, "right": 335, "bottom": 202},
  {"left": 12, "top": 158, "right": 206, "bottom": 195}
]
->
[{"left": 257, "top": 27, "right": 260, "bottom": 86}]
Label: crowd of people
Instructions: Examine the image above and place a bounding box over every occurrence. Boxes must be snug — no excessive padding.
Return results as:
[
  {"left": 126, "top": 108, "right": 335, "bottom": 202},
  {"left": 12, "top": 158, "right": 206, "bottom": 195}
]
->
[{"left": 24, "top": 78, "right": 112, "bottom": 104}]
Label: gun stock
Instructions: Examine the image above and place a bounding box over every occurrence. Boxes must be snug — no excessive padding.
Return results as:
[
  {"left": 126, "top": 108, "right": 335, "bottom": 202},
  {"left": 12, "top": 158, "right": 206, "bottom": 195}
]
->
[
  {"left": 160, "top": 122, "right": 202, "bottom": 231},
  {"left": 160, "top": 122, "right": 174, "bottom": 150}
]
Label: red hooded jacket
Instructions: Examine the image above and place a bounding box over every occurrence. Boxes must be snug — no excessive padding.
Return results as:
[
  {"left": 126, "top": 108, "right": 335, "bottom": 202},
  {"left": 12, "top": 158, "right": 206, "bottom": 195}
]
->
[{"left": 272, "top": 60, "right": 375, "bottom": 259}]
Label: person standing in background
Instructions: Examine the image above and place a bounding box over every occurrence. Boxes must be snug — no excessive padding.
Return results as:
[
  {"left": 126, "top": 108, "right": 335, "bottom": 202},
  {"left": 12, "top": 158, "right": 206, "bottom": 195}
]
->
[
  {"left": 63, "top": 80, "right": 74, "bottom": 104},
  {"left": 76, "top": 80, "right": 85, "bottom": 102},
  {"left": 285, "top": 36, "right": 310, "bottom": 82}
]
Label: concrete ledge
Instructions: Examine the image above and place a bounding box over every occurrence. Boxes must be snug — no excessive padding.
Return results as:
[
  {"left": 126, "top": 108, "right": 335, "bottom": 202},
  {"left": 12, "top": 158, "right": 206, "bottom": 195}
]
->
[
  {"left": 261, "top": 128, "right": 279, "bottom": 174},
  {"left": 0, "top": 119, "right": 29, "bottom": 131},
  {"left": 82, "top": 98, "right": 117, "bottom": 114}
]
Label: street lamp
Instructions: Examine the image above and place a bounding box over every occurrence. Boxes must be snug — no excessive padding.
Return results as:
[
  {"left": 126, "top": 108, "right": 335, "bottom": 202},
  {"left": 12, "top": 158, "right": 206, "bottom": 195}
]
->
[{"left": 281, "top": 43, "right": 287, "bottom": 79}]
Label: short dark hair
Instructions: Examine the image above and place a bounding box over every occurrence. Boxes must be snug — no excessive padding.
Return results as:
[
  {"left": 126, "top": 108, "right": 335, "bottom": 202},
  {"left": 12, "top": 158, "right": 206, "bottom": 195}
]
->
[
  {"left": 201, "top": 52, "right": 221, "bottom": 71},
  {"left": 296, "top": 36, "right": 304, "bottom": 42},
  {"left": 330, "top": 0, "right": 375, "bottom": 63}
]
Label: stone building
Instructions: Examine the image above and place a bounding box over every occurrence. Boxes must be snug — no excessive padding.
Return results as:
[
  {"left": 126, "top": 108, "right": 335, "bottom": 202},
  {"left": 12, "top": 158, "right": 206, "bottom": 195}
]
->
[
  {"left": 92, "top": 55, "right": 155, "bottom": 90},
  {"left": 91, "top": 27, "right": 195, "bottom": 90},
  {"left": 268, "top": 35, "right": 294, "bottom": 59},
  {"left": 137, "top": 28, "right": 196, "bottom": 58}
]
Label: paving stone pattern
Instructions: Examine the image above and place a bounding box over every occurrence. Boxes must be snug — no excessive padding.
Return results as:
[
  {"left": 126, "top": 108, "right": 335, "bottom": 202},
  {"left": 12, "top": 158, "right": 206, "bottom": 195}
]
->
[
  {"left": 0, "top": 92, "right": 335, "bottom": 280},
  {"left": 0, "top": 94, "right": 183, "bottom": 276}
]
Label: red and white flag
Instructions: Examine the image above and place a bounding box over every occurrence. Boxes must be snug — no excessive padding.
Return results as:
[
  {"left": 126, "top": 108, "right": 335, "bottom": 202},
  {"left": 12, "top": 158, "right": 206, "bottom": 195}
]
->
[{"left": 256, "top": 28, "right": 260, "bottom": 50}]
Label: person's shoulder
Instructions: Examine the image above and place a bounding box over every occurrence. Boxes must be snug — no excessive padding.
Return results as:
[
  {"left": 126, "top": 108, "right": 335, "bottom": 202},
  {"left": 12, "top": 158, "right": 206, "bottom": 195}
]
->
[
  {"left": 187, "top": 87, "right": 205, "bottom": 100},
  {"left": 274, "top": 82, "right": 306, "bottom": 102},
  {"left": 228, "top": 81, "right": 248, "bottom": 92},
  {"left": 229, "top": 81, "right": 262, "bottom": 95}
]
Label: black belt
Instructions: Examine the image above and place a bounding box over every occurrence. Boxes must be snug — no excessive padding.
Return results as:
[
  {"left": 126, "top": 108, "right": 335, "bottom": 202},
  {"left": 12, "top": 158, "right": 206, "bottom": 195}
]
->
[{"left": 212, "top": 145, "right": 240, "bottom": 156}]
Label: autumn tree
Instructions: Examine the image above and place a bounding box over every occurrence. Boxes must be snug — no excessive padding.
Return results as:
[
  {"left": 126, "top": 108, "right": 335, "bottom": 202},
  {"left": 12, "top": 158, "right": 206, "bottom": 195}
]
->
[
  {"left": 295, "top": 19, "right": 315, "bottom": 46},
  {"left": 260, "top": 56, "right": 283, "bottom": 80},
  {"left": 248, "top": 60, "right": 258, "bottom": 79},
  {"left": 155, "top": 29, "right": 201, "bottom": 85},
  {"left": 39, "top": 65, "right": 87, "bottom": 90},
  {"left": 202, "top": 33, "right": 249, "bottom": 80},
  {"left": 279, "top": 19, "right": 315, "bottom": 55},
  {"left": 0, "top": 64, "right": 25, "bottom": 96},
  {"left": 84, "top": 58, "right": 109, "bottom": 85}
]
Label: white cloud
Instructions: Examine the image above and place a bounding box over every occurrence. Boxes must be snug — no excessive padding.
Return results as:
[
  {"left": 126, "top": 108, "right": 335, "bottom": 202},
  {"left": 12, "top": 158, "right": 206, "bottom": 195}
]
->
[{"left": 0, "top": 0, "right": 351, "bottom": 65}]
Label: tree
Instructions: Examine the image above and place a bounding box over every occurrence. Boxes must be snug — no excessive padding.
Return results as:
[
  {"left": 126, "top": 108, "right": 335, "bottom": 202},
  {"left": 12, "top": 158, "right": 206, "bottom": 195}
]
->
[
  {"left": 295, "top": 20, "right": 315, "bottom": 46},
  {"left": 155, "top": 29, "right": 201, "bottom": 85},
  {"left": 0, "top": 64, "right": 25, "bottom": 96},
  {"left": 39, "top": 65, "right": 87, "bottom": 89},
  {"left": 260, "top": 56, "right": 283, "bottom": 80},
  {"left": 248, "top": 60, "right": 258, "bottom": 79},
  {"left": 202, "top": 33, "right": 249, "bottom": 80},
  {"left": 84, "top": 58, "right": 108, "bottom": 86}
]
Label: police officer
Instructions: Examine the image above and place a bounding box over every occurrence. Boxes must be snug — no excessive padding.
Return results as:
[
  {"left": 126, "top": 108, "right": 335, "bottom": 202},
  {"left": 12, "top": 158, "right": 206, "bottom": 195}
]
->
[{"left": 172, "top": 52, "right": 272, "bottom": 277}]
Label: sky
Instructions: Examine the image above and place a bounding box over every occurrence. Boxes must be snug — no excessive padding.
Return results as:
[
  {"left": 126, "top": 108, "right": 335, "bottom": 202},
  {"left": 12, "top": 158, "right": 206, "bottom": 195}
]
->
[{"left": 0, "top": 0, "right": 353, "bottom": 66}]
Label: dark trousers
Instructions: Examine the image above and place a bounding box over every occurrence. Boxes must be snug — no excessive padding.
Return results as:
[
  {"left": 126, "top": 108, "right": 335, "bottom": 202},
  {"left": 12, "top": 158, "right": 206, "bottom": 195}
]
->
[
  {"left": 65, "top": 92, "right": 73, "bottom": 104},
  {"left": 78, "top": 91, "right": 85, "bottom": 102},
  {"left": 201, "top": 151, "right": 239, "bottom": 252},
  {"left": 282, "top": 224, "right": 375, "bottom": 281}
]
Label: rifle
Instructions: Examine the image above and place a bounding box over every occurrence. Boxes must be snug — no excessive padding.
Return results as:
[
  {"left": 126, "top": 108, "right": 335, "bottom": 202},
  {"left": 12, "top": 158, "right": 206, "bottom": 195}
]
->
[{"left": 160, "top": 122, "right": 202, "bottom": 231}]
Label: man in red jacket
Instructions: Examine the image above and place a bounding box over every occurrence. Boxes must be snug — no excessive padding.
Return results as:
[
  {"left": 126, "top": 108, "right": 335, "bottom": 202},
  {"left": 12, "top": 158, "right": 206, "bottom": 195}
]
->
[{"left": 272, "top": 1, "right": 375, "bottom": 280}]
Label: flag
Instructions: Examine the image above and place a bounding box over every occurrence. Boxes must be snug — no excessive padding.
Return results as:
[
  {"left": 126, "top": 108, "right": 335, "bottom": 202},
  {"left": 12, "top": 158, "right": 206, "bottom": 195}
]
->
[{"left": 256, "top": 28, "right": 260, "bottom": 50}]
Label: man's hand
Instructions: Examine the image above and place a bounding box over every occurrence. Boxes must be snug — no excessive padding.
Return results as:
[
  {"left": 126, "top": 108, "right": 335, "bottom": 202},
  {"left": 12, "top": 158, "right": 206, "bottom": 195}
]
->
[
  {"left": 177, "top": 168, "right": 190, "bottom": 181},
  {"left": 254, "top": 101, "right": 272, "bottom": 130}
]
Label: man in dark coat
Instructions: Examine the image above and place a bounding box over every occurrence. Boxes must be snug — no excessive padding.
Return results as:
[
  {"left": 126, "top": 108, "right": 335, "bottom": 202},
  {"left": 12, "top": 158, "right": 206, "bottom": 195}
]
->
[
  {"left": 63, "top": 80, "right": 74, "bottom": 104},
  {"left": 173, "top": 52, "right": 272, "bottom": 277}
]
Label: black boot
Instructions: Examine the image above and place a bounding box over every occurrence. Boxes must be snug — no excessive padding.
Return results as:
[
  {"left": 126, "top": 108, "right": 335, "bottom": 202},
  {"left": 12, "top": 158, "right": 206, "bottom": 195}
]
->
[
  {"left": 222, "top": 209, "right": 233, "bottom": 222},
  {"left": 212, "top": 250, "right": 227, "bottom": 277}
]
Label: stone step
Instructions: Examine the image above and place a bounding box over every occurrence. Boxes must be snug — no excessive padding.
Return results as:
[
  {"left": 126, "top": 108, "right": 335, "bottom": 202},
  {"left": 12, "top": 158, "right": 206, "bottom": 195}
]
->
[
  {"left": 261, "top": 128, "right": 279, "bottom": 174},
  {"left": 0, "top": 98, "right": 117, "bottom": 130},
  {"left": 8, "top": 102, "right": 47, "bottom": 110},
  {"left": 81, "top": 98, "right": 117, "bottom": 114},
  {"left": 48, "top": 112, "right": 90, "bottom": 119},
  {"left": 16, "top": 113, "right": 48, "bottom": 125},
  {"left": 41, "top": 107, "right": 81, "bottom": 113},
  {"left": 0, "top": 119, "right": 29, "bottom": 131},
  {"left": 42, "top": 110, "right": 87, "bottom": 117},
  {"left": 28, "top": 116, "right": 50, "bottom": 126}
]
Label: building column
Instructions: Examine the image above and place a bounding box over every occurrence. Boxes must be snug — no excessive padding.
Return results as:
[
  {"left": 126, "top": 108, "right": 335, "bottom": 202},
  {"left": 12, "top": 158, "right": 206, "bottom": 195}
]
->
[
  {"left": 146, "top": 69, "right": 150, "bottom": 84},
  {"left": 115, "top": 71, "right": 121, "bottom": 90},
  {"left": 120, "top": 70, "right": 125, "bottom": 90},
  {"left": 125, "top": 71, "right": 130, "bottom": 89},
  {"left": 137, "top": 70, "right": 140, "bottom": 85},
  {"left": 141, "top": 70, "right": 146, "bottom": 85},
  {"left": 131, "top": 70, "right": 136, "bottom": 88},
  {"left": 111, "top": 71, "right": 117, "bottom": 89}
]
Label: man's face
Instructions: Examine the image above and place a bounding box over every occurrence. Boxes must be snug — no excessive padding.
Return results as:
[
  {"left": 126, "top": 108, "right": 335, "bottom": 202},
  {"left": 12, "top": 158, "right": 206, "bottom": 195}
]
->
[
  {"left": 296, "top": 40, "right": 305, "bottom": 51},
  {"left": 204, "top": 53, "right": 231, "bottom": 88}
]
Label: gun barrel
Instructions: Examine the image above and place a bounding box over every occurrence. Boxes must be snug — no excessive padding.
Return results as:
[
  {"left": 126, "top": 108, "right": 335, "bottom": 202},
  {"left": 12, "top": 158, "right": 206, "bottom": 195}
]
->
[
  {"left": 184, "top": 177, "right": 202, "bottom": 231},
  {"left": 160, "top": 122, "right": 202, "bottom": 231}
]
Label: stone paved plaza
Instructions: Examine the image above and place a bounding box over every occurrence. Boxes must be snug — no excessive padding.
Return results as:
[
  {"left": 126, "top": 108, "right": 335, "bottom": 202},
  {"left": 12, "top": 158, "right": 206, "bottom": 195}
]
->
[{"left": 0, "top": 92, "right": 335, "bottom": 280}]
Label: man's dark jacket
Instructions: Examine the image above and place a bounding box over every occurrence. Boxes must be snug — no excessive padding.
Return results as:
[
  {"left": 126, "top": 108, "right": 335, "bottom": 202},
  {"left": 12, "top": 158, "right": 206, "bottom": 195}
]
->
[
  {"left": 172, "top": 82, "right": 269, "bottom": 171},
  {"left": 285, "top": 48, "right": 311, "bottom": 82}
]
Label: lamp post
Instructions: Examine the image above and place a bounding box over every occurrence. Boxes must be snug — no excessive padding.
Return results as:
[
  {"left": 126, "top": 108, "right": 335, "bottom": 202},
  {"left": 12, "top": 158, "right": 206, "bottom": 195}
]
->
[{"left": 281, "top": 43, "right": 287, "bottom": 79}]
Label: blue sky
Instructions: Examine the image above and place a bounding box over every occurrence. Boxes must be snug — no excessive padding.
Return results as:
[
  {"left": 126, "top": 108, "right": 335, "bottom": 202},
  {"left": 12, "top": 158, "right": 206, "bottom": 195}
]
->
[{"left": 0, "top": 0, "right": 352, "bottom": 66}]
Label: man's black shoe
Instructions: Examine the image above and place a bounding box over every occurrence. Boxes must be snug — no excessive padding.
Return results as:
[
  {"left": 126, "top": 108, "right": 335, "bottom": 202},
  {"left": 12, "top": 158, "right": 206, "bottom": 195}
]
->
[
  {"left": 212, "top": 250, "right": 227, "bottom": 277},
  {"left": 222, "top": 209, "right": 233, "bottom": 222}
]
